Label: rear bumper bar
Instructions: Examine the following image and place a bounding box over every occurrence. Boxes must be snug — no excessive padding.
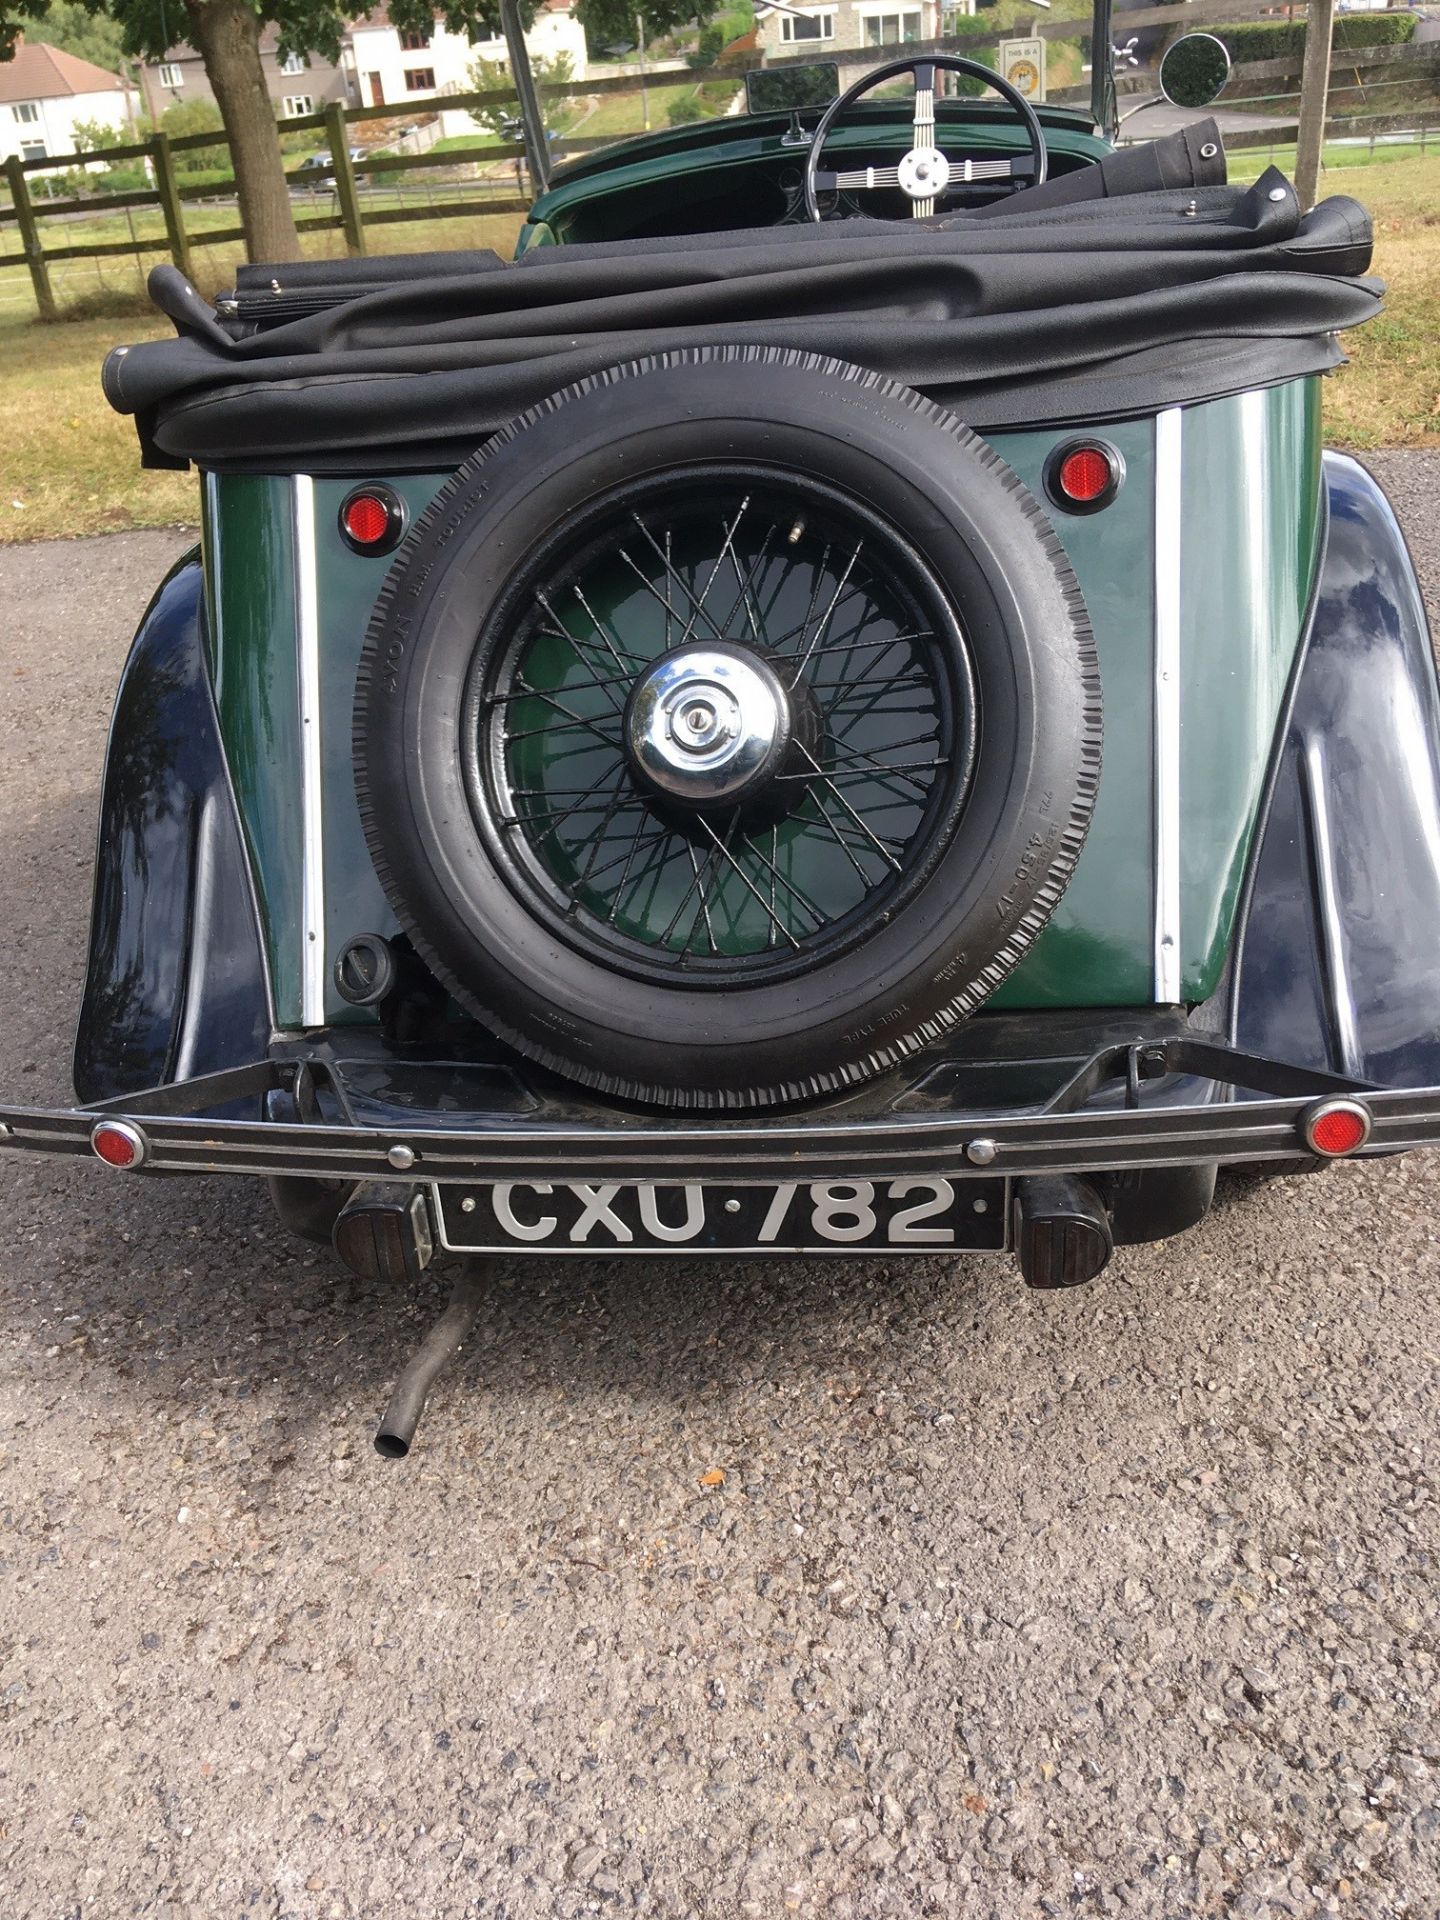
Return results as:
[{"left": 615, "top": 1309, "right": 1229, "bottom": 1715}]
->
[{"left": 2, "top": 1036, "right": 1435, "bottom": 1185}]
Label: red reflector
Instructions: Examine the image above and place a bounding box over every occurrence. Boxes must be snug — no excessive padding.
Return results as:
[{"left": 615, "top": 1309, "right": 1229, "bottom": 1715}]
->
[
  {"left": 1303, "top": 1101, "right": 1370, "bottom": 1158},
  {"left": 91, "top": 1120, "right": 146, "bottom": 1170},
  {"left": 1057, "top": 446, "right": 1113, "bottom": 504},
  {"left": 342, "top": 492, "right": 392, "bottom": 546}
]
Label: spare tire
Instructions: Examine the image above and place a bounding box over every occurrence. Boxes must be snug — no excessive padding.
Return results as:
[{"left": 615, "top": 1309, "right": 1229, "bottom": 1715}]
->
[{"left": 355, "top": 347, "right": 1100, "bottom": 1110}]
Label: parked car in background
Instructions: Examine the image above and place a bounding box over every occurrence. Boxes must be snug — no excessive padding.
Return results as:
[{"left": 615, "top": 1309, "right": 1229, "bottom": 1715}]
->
[{"left": 292, "top": 145, "right": 366, "bottom": 183}]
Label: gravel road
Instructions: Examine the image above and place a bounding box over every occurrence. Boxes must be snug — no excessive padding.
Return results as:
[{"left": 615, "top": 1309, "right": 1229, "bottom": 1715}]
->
[{"left": 3, "top": 460, "right": 1440, "bottom": 1920}]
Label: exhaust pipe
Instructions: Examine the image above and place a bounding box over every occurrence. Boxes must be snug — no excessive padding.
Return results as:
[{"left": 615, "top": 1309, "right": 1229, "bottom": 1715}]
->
[
  {"left": 1013, "top": 1175, "right": 1113, "bottom": 1289},
  {"left": 374, "top": 1263, "right": 486, "bottom": 1458}
]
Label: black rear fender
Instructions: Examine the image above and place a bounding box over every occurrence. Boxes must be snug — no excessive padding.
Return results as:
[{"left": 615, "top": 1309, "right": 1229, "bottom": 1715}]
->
[
  {"left": 1232, "top": 453, "right": 1440, "bottom": 1087},
  {"left": 73, "top": 553, "right": 272, "bottom": 1105}
]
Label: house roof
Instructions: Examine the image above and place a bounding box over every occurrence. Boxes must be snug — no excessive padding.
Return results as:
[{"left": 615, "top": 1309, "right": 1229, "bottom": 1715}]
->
[
  {"left": 0, "top": 36, "right": 129, "bottom": 104},
  {"left": 152, "top": 25, "right": 291, "bottom": 63}
]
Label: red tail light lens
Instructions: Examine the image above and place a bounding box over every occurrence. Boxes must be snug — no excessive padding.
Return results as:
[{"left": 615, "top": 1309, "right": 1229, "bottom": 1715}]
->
[
  {"left": 1046, "top": 440, "right": 1123, "bottom": 515},
  {"left": 91, "top": 1120, "right": 148, "bottom": 1169},
  {"left": 1058, "top": 448, "right": 1112, "bottom": 503},
  {"left": 1301, "top": 1099, "right": 1371, "bottom": 1158},
  {"left": 339, "top": 485, "right": 406, "bottom": 555}
]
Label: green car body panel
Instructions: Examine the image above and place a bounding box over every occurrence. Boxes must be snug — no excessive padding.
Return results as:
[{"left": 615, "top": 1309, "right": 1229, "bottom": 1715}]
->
[{"left": 199, "top": 378, "right": 1324, "bottom": 1032}]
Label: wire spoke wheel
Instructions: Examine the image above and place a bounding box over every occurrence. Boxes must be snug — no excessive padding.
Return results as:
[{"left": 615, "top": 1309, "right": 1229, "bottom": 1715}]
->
[
  {"left": 464, "top": 470, "right": 978, "bottom": 984},
  {"left": 357, "top": 348, "right": 1099, "bottom": 1108}
]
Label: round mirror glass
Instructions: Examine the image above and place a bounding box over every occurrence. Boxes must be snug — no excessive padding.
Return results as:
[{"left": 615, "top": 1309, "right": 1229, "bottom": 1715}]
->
[{"left": 1158, "top": 33, "right": 1232, "bottom": 110}]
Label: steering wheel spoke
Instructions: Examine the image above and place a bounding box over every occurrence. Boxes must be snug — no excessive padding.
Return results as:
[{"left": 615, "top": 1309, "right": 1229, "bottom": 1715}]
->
[
  {"left": 940, "top": 155, "right": 1029, "bottom": 189},
  {"left": 814, "top": 165, "right": 903, "bottom": 193},
  {"left": 803, "top": 52, "right": 1048, "bottom": 224}
]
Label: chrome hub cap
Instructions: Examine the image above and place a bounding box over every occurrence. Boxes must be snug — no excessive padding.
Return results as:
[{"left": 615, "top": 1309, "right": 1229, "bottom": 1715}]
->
[{"left": 625, "top": 643, "right": 790, "bottom": 805}]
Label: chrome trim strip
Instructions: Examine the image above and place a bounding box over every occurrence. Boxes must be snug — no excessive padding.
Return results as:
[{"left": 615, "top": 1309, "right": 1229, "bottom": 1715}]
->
[
  {"left": 292, "top": 475, "right": 326, "bottom": 1029},
  {"left": 171, "top": 794, "right": 219, "bottom": 1085},
  {"left": 1301, "top": 737, "right": 1363, "bottom": 1077},
  {"left": 1153, "top": 407, "right": 1183, "bottom": 1003},
  {"left": 9, "top": 1090, "right": 1435, "bottom": 1184}
]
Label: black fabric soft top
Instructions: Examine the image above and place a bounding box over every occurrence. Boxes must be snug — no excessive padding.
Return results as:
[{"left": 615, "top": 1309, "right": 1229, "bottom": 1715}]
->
[{"left": 104, "top": 126, "right": 1380, "bottom": 474}]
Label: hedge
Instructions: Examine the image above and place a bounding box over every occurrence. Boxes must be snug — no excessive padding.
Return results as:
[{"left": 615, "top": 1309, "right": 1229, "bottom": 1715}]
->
[{"left": 1209, "top": 11, "right": 1418, "bottom": 63}]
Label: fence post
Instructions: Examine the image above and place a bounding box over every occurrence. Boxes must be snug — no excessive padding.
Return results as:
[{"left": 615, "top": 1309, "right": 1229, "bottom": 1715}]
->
[
  {"left": 1294, "top": 0, "right": 1338, "bottom": 211},
  {"left": 148, "top": 131, "right": 192, "bottom": 278},
  {"left": 325, "top": 102, "right": 366, "bottom": 256},
  {"left": 3, "top": 155, "right": 57, "bottom": 321}
]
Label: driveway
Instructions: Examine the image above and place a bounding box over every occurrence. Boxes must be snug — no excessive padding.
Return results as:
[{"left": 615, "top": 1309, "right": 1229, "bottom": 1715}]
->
[{"left": 2, "top": 458, "right": 1439, "bottom": 1919}]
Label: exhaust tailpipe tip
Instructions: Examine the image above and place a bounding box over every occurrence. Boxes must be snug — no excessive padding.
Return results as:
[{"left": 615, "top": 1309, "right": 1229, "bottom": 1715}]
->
[{"left": 373, "top": 1263, "right": 486, "bottom": 1459}]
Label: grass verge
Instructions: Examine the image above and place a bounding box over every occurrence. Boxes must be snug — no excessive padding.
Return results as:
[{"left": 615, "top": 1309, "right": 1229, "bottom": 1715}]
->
[
  {"left": 0, "top": 210, "right": 525, "bottom": 544},
  {"left": 0, "top": 155, "right": 1434, "bottom": 544}
]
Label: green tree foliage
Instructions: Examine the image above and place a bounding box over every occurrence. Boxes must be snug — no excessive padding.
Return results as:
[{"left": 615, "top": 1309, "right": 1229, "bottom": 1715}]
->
[
  {"left": 576, "top": 0, "right": 717, "bottom": 56},
  {"left": 160, "top": 92, "right": 226, "bottom": 172},
  {"left": 717, "top": 1, "right": 753, "bottom": 43},
  {"left": 466, "top": 45, "right": 572, "bottom": 135},
  {"left": 1202, "top": 11, "right": 1417, "bottom": 61},
  {"left": 689, "top": 22, "right": 724, "bottom": 68},
  {"left": 26, "top": 0, "right": 124, "bottom": 67},
  {"left": 69, "top": 109, "right": 125, "bottom": 147}
]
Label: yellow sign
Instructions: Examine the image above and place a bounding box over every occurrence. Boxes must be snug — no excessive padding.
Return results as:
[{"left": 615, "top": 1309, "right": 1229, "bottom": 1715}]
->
[{"left": 999, "top": 36, "right": 1046, "bottom": 101}]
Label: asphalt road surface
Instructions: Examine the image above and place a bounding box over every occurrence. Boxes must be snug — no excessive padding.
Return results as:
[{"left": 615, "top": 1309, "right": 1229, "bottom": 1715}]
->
[{"left": 3, "top": 456, "right": 1439, "bottom": 1920}]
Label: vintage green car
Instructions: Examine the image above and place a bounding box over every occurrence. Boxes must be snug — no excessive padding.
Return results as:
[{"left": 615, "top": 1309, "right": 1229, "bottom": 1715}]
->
[{"left": 3, "top": 7, "right": 1435, "bottom": 1451}]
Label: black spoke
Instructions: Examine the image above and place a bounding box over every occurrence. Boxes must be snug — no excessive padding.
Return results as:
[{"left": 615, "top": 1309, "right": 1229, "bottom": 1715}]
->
[
  {"left": 793, "top": 742, "right": 904, "bottom": 872},
  {"left": 661, "top": 811, "right": 737, "bottom": 951},
  {"left": 683, "top": 840, "right": 720, "bottom": 955},
  {"left": 537, "top": 589, "right": 648, "bottom": 675},
  {"left": 604, "top": 814, "right": 664, "bottom": 925},
  {"left": 504, "top": 685, "right": 626, "bottom": 753},
  {"left": 799, "top": 792, "right": 876, "bottom": 887},
  {"left": 624, "top": 516, "right": 732, "bottom": 647},
  {"left": 720, "top": 524, "right": 777, "bottom": 646},
  {"left": 793, "top": 544, "right": 864, "bottom": 679},
  {"left": 566, "top": 770, "right": 633, "bottom": 902},
  {"left": 825, "top": 737, "right": 944, "bottom": 798},
  {"left": 692, "top": 814, "right": 804, "bottom": 949}
]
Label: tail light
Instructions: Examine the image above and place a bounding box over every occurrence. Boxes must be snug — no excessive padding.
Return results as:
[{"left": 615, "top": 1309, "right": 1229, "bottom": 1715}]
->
[
  {"left": 1046, "top": 439, "right": 1123, "bottom": 514},
  {"left": 91, "top": 1120, "right": 148, "bottom": 1169},
  {"left": 339, "top": 485, "right": 406, "bottom": 555},
  {"left": 1300, "top": 1098, "right": 1371, "bottom": 1158}
]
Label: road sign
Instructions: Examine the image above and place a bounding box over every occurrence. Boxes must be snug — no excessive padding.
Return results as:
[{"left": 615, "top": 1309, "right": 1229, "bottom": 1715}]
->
[{"left": 999, "top": 36, "right": 1046, "bottom": 102}]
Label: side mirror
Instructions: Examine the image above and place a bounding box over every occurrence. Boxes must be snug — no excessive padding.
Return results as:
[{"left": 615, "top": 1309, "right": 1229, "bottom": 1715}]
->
[{"left": 1158, "top": 32, "right": 1232, "bottom": 109}]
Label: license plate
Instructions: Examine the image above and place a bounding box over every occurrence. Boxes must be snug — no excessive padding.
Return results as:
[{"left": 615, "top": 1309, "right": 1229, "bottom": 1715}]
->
[{"left": 433, "top": 1177, "right": 1009, "bottom": 1255}]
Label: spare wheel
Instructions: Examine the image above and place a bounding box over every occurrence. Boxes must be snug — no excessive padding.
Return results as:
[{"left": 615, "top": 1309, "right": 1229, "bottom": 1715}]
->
[{"left": 354, "top": 347, "right": 1101, "bottom": 1110}]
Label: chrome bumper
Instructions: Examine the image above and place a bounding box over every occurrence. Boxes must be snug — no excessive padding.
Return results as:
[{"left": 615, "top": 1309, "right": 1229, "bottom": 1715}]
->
[{"left": 1, "top": 1037, "right": 1430, "bottom": 1185}]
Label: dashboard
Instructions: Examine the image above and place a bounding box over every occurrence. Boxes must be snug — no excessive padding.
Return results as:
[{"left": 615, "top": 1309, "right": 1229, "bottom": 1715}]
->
[{"left": 521, "top": 105, "right": 1107, "bottom": 250}]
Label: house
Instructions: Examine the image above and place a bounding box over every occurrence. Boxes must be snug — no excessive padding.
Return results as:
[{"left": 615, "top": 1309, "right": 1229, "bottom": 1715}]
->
[
  {"left": 0, "top": 36, "right": 139, "bottom": 164},
  {"left": 753, "top": 0, "right": 965, "bottom": 64},
  {"left": 342, "top": 0, "right": 587, "bottom": 112},
  {"left": 138, "top": 27, "right": 348, "bottom": 124},
  {"left": 136, "top": 3, "right": 586, "bottom": 130}
]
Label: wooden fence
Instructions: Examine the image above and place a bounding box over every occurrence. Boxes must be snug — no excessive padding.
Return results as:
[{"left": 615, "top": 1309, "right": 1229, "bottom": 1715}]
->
[{"left": 2, "top": 4, "right": 1436, "bottom": 320}]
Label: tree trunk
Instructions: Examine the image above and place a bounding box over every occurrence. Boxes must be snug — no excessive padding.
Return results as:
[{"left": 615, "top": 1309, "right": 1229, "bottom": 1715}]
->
[{"left": 186, "top": 0, "right": 300, "bottom": 263}]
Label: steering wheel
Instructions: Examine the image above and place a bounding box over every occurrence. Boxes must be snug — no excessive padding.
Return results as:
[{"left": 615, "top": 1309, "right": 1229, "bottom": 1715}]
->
[{"left": 803, "top": 54, "right": 1049, "bottom": 223}]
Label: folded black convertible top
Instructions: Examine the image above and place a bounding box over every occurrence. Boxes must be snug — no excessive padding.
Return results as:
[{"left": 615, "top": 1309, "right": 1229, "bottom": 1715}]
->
[{"left": 104, "top": 126, "right": 1379, "bottom": 474}]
